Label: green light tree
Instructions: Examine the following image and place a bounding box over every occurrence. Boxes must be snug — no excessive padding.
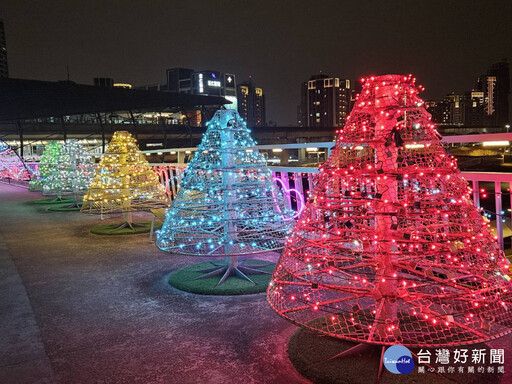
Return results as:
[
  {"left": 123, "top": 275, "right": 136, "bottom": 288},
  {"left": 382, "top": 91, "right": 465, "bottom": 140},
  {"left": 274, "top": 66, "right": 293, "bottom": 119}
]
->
[
  {"left": 42, "top": 140, "right": 96, "bottom": 208},
  {"left": 29, "top": 141, "right": 63, "bottom": 192}
]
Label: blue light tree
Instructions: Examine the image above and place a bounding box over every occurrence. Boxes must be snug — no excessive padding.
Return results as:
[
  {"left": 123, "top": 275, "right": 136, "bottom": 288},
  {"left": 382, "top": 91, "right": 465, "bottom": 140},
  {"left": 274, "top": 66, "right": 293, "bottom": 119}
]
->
[{"left": 157, "top": 109, "right": 295, "bottom": 285}]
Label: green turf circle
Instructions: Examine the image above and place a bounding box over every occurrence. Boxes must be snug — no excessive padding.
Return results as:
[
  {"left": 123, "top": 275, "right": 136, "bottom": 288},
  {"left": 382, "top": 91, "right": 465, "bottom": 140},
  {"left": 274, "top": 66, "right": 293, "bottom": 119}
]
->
[
  {"left": 90, "top": 220, "right": 161, "bottom": 235},
  {"left": 47, "top": 204, "right": 81, "bottom": 212},
  {"left": 288, "top": 321, "right": 496, "bottom": 384},
  {"left": 33, "top": 197, "right": 75, "bottom": 205},
  {"left": 168, "top": 259, "right": 275, "bottom": 295}
]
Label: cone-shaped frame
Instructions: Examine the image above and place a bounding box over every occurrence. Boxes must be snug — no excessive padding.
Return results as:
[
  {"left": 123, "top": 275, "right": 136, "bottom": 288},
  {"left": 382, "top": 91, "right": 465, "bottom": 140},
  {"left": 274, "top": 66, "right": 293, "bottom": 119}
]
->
[
  {"left": 267, "top": 74, "right": 512, "bottom": 347},
  {"left": 29, "top": 141, "right": 63, "bottom": 191},
  {"left": 81, "top": 131, "right": 168, "bottom": 216},
  {"left": 42, "top": 140, "right": 95, "bottom": 205},
  {"left": 156, "top": 109, "right": 295, "bottom": 257},
  {"left": 0, "top": 139, "right": 31, "bottom": 181}
]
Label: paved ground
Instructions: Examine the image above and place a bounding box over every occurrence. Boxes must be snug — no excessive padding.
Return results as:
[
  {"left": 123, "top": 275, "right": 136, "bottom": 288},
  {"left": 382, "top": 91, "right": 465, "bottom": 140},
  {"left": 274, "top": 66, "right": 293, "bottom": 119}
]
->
[{"left": 0, "top": 183, "right": 309, "bottom": 384}]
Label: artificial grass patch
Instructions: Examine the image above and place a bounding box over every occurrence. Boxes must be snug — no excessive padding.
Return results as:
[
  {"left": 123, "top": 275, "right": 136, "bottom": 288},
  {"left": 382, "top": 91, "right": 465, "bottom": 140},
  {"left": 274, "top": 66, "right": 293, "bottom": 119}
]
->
[
  {"left": 90, "top": 220, "right": 161, "bottom": 235},
  {"left": 32, "top": 197, "right": 75, "bottom": 205},
  {"left": 168, "top": 259, "right": 275, "bottom": 295},
  {"left": 47, "top": 204, "right": 81, "bottom": 212},
  {"left": 287, "top": 320, "right": 497, "bottom": 384}
]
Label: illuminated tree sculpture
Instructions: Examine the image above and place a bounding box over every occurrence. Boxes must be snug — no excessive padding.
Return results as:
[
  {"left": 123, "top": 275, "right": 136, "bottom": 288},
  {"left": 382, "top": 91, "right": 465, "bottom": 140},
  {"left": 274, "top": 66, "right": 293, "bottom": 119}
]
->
[
  {"left": 29, "top": 141, "right": 63, "bottom": 191},
  {"left": 81, "top": 131, "right": 168, "bottom": 229},
  {"left": 267, "top": 74, "right": 512, "bottom": 349},
  {"left": 0, "top": 139, "right": 31, "bottom": 181},
  {"left": 156, "top": 109, "right": 295, "bottom": 286},
  {"left": 42, "top": 140, "right": 95, "bottom": 207}
]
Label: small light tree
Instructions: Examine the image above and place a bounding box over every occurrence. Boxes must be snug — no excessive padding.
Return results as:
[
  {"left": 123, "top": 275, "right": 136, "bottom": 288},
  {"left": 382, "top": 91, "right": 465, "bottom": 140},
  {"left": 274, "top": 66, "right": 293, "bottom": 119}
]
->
[
  {"left": 42, "top": 140, "right": 95, "bottom": 207},
  {"left": 29, "top": 141, "right": 63, "bottom": 192},
  {"left": 0, "top": 139, "right": 31, "bottom": 182},
  {"left": 156, "top": 109, "right": 295, "bottom": 286},
  {"left": 81, "top": 131, "right": 168, "bottom": 230}
]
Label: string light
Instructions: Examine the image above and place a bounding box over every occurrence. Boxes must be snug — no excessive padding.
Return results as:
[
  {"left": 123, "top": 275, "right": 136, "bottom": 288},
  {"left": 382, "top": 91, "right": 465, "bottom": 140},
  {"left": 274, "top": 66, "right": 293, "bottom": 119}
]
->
[
  {"left": 42, "top": 140, "right": 95, "bottom": 203},
  {"left": 157, "top": 109, "right": 295, "bottom": 256},
  {"left": 81, "top": 131, "right": 168, "bottom": 221},
  {"left": 267, "top": 74, "right": 512, "bottom": 347},
  {"left": 0, "top": 139, "right": 31, "bottom": 181},
  {"left": 29, "top": 141, "right": 64, "bottom": 191}
]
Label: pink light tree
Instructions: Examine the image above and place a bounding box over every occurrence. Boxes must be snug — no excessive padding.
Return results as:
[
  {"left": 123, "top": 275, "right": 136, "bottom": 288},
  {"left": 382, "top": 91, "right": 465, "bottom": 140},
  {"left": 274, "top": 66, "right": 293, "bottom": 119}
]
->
[{"left": 267, "top": 74, "right": 512, "bottom": 352}]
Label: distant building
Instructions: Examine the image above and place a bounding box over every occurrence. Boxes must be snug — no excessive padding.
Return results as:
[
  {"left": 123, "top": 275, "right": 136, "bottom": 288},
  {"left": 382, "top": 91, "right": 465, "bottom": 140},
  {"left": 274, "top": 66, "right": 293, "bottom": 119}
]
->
[
  {"left": 445, "top": 93, "right": 464, "bottom": 125},
  {"left": 486, "top": 61, "right": 510, "bottom": 127},
  {"left": 463, "top": 89, "right": 486, "bottom": 127},
  {"left": 298, "top": 74, "right": 352, "bottom": 127},
  {"left": 164, "top": 68, "right": 237, "bottom": 126},
  {"left": 297, "top": 82, "right": 308, "bottom": 127},
  {"left": 93, "top": 78, "right": 114, "bottom": 87},
  {"left": 0, "top": 20, "right": 8, "bottom": 78},
  {"left": 428, "top": 61, "right": 510, "bottom": 127},
  {"left": 166, "top": 68, "right": 237, "bottom": 107},
  {"left": 237, "top": 79, "right": 265, "bottom": 127}
]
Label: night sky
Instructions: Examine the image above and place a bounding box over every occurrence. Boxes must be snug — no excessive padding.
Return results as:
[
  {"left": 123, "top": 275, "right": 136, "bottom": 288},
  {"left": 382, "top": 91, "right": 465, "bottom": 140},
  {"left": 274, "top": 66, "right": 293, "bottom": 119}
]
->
[{"left": 1, "top": 0, "right": 511, "bottom": 125}]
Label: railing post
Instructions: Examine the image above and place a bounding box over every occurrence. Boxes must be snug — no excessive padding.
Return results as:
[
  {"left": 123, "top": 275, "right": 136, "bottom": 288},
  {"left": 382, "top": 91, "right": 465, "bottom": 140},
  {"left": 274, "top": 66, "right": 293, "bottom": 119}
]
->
[
  {"left": 495, "top": 181, "right": 504, "bottom": 250},
  {"left": 280, "top": 172, "right": 292, "bottom": 209},
  {"left": 294, "top": 172, "right": 304, "bottom": 199},
  {"left": 307, "top": 173, "right": 315, "bottom": 195},
  {"left": 472, "top": 180, "right": 480, "bottom": 208}
]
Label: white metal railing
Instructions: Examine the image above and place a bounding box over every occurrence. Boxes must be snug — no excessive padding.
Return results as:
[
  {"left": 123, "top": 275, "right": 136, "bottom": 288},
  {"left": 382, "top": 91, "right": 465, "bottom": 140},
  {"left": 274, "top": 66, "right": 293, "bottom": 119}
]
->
[
  {"left": 149, "top": 162, "right": 512, "bottom": 251},
  {"left": 142, "top": 133, "right": 512, "bottom": 156}
]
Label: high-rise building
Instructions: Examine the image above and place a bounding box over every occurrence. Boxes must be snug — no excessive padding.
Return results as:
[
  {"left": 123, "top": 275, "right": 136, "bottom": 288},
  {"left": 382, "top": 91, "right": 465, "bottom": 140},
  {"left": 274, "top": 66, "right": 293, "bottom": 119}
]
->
[
  {"left": 445, "top": 93, "right": 465, "bottom": 125},
  {"left": 0, "top": 20, "right": 8, "bottom": 78},
  {"left": 463, "top": 89, "right": 486, "bottom": 127},
  {"left": 298, "top": 74, "right": 352, "bottom": 127},
  {"left": 486, "top": 61, "right": 510, "bottom": 127},
  {"left": 166, "top": 68, "right": 237, "bottom": 107},
  {"left": 165, "top": 68, "right": 237, "bottom": 126},
  {"left": 237, "top": 79, "right": 265, "bottom": 127},
  {"left": 426, "top": 62, "right": 510, "bottom": 127},
  {"left": 297, "top": 82, "right": 308, "bottom": 127}
]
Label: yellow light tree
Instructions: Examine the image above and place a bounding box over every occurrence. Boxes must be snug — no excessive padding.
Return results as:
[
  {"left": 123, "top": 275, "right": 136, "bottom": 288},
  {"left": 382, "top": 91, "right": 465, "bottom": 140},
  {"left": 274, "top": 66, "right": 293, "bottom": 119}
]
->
[{"left": 81, "top": 131, "right": 168, "bottom": 232}]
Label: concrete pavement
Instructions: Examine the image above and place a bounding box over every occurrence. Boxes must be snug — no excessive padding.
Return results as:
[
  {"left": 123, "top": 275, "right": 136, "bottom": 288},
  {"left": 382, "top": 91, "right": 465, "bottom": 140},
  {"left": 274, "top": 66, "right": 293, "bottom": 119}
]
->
[{"left": 0, "top": 183, "right": 309, "bottom": 384}]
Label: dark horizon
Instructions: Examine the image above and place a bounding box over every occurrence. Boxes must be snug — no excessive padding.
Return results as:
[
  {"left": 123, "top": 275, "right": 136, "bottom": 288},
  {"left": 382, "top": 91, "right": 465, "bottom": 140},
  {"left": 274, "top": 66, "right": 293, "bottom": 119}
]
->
[{"left": 1, "top": 0, "right": 511, "bottom": 125}]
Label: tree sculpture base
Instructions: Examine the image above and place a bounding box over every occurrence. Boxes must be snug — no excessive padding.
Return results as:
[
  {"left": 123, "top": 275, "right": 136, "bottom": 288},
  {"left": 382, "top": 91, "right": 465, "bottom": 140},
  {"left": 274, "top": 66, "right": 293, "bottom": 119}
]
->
[
  {"left": 194, "top": 258, "right": 273, "bottom": 286},
  {"left": 90, "top": 220, "right": 159, "bottom": 235},
  {"left": 288, "top": 319, "right": 499, "bottom": 384},
  {"left": 48, "top": 204, "right": 81, "bottom": 212},
  {"left": 48, "top": 200, "right": 84, "bottom": 212},
  {"left": 168, "top": 259, "right": 275, "bottom": 295},
  {"left": 33, "top": 197, "right": 74, "bottom": 205}
]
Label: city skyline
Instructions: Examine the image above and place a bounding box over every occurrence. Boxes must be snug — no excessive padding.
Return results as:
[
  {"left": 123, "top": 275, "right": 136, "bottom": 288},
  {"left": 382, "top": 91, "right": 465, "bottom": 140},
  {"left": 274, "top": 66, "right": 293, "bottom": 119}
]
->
[{"left": 0, "top": 0, "right": 511, "bottom": 125}]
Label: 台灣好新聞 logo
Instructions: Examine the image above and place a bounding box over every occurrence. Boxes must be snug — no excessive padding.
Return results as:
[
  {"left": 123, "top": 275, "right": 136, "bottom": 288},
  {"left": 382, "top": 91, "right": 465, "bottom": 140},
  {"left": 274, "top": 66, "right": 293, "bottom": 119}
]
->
[{"left": 383, "top": 345, "right": 415, "bottom": 374}]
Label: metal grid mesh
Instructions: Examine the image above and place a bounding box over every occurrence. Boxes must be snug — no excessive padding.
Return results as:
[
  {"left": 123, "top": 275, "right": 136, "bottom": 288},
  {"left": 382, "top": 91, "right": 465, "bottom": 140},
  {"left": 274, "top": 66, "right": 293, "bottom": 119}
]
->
[
  {"left": 42, "top": 140, "right": 95, "bottom": 198},
  {"left": 0, "top": 139, "right": 31, "bottom": 181},
  {"left": 267, "top": 74, "right": 512, "bottom": 347},
  {"left": 81, "top": 131, "right": 168, "bottom": 214},
  {"left": 156, "top": 110, "right": 295, "bottom": 256}
]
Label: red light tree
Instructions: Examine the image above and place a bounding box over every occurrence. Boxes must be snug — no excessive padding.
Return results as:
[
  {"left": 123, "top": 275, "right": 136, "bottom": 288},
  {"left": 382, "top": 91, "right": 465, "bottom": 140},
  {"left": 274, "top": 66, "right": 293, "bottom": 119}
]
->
[{"left": 267, "top": 74, "right": 512, "bottom": 347}]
